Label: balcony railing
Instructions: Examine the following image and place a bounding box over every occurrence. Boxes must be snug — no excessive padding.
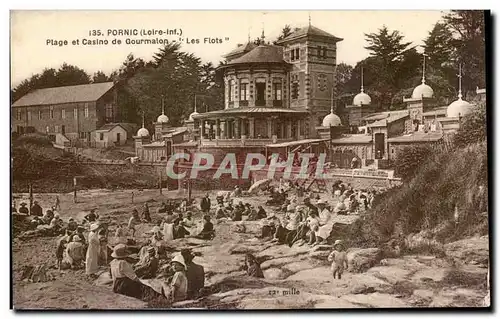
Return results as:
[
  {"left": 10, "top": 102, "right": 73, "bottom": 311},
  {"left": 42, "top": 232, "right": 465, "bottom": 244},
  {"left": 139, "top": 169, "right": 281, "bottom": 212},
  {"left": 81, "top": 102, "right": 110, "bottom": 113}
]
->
[
  {"left": 200, "top": 136, "right": 295, "bottom": 147},
  {"left": 239, "top": 100, "right": 249, "bottom": 107},
  {"left": 255, "top": 100, "right": 266, "bottom": 107},
  {"left": 273, "top": 100, "right": 282, "bottom": 107}
]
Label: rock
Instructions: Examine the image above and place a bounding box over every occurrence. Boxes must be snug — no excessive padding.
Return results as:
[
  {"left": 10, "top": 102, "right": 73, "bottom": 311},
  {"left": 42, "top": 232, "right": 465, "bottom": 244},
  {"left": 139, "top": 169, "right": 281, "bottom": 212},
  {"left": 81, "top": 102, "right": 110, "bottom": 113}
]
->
[
  {"left": 349, "top": 273, "right": 390, "bottom": 294},
  {"left": 411, "top": 268, "right": 447, "bottom": 283},
  {"left": 366, "top": 266, "right": 411, "bottom": 285},
  {"left": 314, "top": 297, "right": 360, "bottom": 308},
  {"left": 286, "top": 266, "right": 332, "bottom": 283},
  {"left": 228, "top": 244, "right": 259, "bottom": 255},
  {"left": 444, "top": 236, "right": 489, "bottom": 266},
  {"left": 413, "top": 289, "right": 434, "bottom": 300},
  {"left": 283, "top": 261, "right": 316, "bottom": 274},
  {"left": 260, "top": 256, "right": 298, "bottom": 270},
  {"left": 347, "top": 248, "right": 382, "bottom": 273},
  {"left": 309, "top": 250, "right": 331, "bottom": 261},
  {"left": 230, "top": 224, "right": 246, "bottom": 234},
  {"left": 94, "top": 272, "right": 113, "bottom": 286},
  {"left": 312, "top": 244, "right": 333, "bottom": 252},
  {"left": 263, "top": 268, "right": 287, "bottom": 280},
  {"left": 341, "top": 292, "right": 409, "bottom": 308}
]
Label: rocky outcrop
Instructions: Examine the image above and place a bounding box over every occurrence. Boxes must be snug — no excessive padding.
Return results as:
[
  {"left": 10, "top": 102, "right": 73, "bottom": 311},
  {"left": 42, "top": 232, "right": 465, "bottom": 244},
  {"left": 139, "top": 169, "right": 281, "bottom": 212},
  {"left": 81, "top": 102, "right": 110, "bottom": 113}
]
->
[
  {"left": 444, "top": 236, "right": 489, "bottom": 266},
  {"left": 347, "top": 248, "right": 382, "bottom": 273}
]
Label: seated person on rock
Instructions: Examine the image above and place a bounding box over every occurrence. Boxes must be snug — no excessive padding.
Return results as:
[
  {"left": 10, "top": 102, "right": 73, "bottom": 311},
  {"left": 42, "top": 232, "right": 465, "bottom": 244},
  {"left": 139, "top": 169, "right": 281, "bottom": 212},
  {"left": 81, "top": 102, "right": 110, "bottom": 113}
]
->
[
  {"left": 231, "top": 206, "right": 243, "bottom": 221},
  {"left": 181, "top": 249, "right": 205, "bottom": 300},
  {"left": 195, "top": 215, "right": 215, "bottom": 240},
  {"left": 64, "top": 234, "right": 86, "bottom": 269},
  {"left": 84, "top": 209, "right": 99, "bottom": 223},
  {"left": 30, "top": 201, "right": 43, "bottom": 217},
  {"left": 134, "top": 246, "right": 159, "bottom": 279},
  {"left": 66, "top": 217, "right": 78, "bottom": 232},
  {"left": 215, "top": 203, "right": 226, "bottom": 219},
  {"left": 18, "top": 202, "right": 29, "bottom": 215},
  {"left": 242, "top": 253, "right": 264, "bottom": 278},
  {"left": 141, "top": 203, "right": 151, "bottom": 223},
  {"left": 110, "top": 244, "right": 164, "bottom": 302},
  {"left": 161, "top": 254, "right": 188, "bottom": 303},
  {"left": 173, "top": 217, "right": 190, "bottom": 239},
  {"left": 182, "top": 212, "right": 195, "bottom": 228}
]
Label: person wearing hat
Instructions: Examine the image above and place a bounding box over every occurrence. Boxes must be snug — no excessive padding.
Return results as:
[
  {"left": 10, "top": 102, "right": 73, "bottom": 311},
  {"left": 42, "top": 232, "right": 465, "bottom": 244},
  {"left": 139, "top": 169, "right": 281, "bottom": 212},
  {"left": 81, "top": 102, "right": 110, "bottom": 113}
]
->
[
  {"left": 181, "top": 249, "right": 205, "bottom": 299},
  {"left": 84, "top": 209, "right": 99, "bottom": 223},
  {"left": 74, "top": 225, "right": 87, "bottom": 245},
  {"left": 30, "top": 201, "right": 43, "bottom": 217},
  {"left": 215, "top": 203, "right": 226, "bottom": 219},
  {"left": 65, "top": 234, "right": 85, "bottom": 269},
  {"left": 173, "top": 216, "right": 190, "bottom": 239},
  {"left": 18, "top": 202, "right": 29, "bottom": 215},
  {"left": 128, "top": 209, "right": 141, "bottom": 237},
  {"left": 195, "top": 215, "right": 215, "bottom": 240},
  {"left": 161, "top": 253, "right": 188, "bottom": 302},
  {"left": 327, "top": 240, "right": 349, "bottom": 280},
  {"left": 85, "top": 223, "right": 101, "bottom": 277},
  {"left": 134, "top": 246, "right": 159, "bottom": 279},
  {"left": 110, "top": 244, "right": 163, "bottom": 301},
  {"left": 200, "top": 193, "right": 211, "bottom": 213},
  {"left": 49, "top": 213, "right": 64, "bottom": 233}
]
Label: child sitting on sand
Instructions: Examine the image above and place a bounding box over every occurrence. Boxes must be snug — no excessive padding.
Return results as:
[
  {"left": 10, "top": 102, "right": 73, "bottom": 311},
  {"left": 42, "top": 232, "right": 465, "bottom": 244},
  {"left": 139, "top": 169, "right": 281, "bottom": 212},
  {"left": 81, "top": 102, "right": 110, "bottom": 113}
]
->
[{"left": 327, "top": 240, "right": 349, "bottom": 280}]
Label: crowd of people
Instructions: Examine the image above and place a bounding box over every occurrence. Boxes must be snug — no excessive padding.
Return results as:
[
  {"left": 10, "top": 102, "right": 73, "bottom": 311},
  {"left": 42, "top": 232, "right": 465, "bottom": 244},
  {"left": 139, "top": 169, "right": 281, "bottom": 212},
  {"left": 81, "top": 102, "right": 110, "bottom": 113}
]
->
[{"left": 12, "top": 179, "right": 384, "bottom": 305}]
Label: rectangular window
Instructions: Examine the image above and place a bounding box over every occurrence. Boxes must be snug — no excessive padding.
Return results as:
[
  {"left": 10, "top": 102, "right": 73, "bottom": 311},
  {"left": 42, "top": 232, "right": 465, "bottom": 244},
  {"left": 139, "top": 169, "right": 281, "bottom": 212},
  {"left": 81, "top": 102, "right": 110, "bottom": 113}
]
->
[
  {"left": 273, "top": 83, "right": 282, "bottom": 100},
  {"left": 100, "top": 133, "right": 104, "bottom": 140},
  {"left": 38, "top": 110, "right": 42, "bottom": 120},
  {"left": 240, "top": 82, "right": 249, "bottom": 101},
  {"left": 16, "top": 110, "right": 22, "bottom": 120},
  {"left": 291, "top": 75, "right": 299, "bottom": 100},
  {"left": 55, "top": 125, "right": 59, "bottom": 133},
  {"left": 228, "top": 80, "right": 233, "bottom": 102},
  {"left": 323, "top": 47, "right": 327, "bottom": 58},
  {"left": 84, "top": 103, "right": 89, "bottom": 118},
  {"left": 50, "top": 106, "right": 54, "bottom": 119},
  {"left": 27, "top": 111, "right": 31, "bottom": 121},
  {"left": 74, "top": 108, "right": 78, "bottom": 119},
  {"left": 291, "top": 49, "right": 295, "bottom": 61},
  {"left": 61, "top": 109, "right": 66, "bottom": 119},
  {"left": 295, "top": 48, "right": 300, "bottom": 61},
  {"left": 105, "top": 104, "right": 113, "bottom": 120}
]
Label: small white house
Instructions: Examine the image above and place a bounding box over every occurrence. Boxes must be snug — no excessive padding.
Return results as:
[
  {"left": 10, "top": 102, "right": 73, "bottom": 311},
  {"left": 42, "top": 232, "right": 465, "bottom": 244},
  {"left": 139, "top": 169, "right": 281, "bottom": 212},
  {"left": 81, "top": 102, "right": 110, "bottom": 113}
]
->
[{"left": 94, "top": 123, "right": 129, "bottom": 148}]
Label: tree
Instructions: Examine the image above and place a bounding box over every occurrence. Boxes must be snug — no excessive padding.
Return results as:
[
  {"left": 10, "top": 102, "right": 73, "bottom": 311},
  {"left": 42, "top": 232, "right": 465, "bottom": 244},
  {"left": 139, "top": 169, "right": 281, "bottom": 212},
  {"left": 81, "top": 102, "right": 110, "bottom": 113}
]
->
[
  {"left": 444, "top": 10, "right": 486, "bottom": 91},
  {"left": 11, "top": 64, "right": 91, "bottom": 103},
  {"left": 453, "top": 103, "right": 487, "bottom": 148},
  {"left": 273, "top": 25, "right": 292, "bottom": 44},
  {"left": 335, "top": 62, "right": 353, "bottom": 94},
  {"left": 394, "top": 144, "right": 434, "bottom": 180},
  {"left": 92, "top": 71, "right": 111, "bottom": 83},
  {"left": 363, "top": 26, "right": 415, "bottom": 109},
  {"left": 423, "top": 22, "right": 454, "bottom": 70}
]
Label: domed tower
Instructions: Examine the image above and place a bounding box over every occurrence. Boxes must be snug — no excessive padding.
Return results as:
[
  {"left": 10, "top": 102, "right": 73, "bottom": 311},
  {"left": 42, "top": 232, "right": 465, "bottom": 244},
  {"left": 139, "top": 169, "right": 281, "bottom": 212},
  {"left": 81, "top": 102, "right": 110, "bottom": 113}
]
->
[
  {"left": 134, "top": 113, "right": 150, "bottom": 157},
  {"left": 154, "top": 97, "right": 170, "bottom": 140},
  {"left": 316, "top": 86, "right": 344, "bottom": 140},
  {"left": 447, "top": 64, "right": 473, "bottom": 118},
  {"left": 346, "top": 67, "right": 374, "bottom": 128},
  {"left": 184, "top": 101, "right": 200, "bottom": 141},
  {"left": 403, "top": 53, "right": 437, "bottom": 124}
]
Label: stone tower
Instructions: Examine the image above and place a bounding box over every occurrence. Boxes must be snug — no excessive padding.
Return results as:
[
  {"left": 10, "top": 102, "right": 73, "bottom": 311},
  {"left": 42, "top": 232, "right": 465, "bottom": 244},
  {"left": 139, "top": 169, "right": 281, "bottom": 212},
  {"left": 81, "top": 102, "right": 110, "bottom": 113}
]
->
[{"left": 276, "top": 24, "right": 343, "bottom": 137}]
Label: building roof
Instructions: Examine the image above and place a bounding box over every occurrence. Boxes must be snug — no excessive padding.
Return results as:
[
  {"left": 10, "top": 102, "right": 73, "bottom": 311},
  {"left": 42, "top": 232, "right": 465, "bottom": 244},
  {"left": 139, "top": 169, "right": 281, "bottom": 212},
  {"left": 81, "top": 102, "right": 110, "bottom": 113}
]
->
[
  {"left": 387, "top": 131, "right": 443, "bottom": 143},
  {"left": 143, "top": 141, "right": 166, "bottom": 148},
  {"left": 161, "top": 127, "right": 188, "bottom": 138},
  {"left": 367, "top": 113, "right": 409, "bottom": 128},
  {"left": 173, "top": 141, "right": 199, "bottom": 148},
  {"left": 95, "top": 123, "right": 126, "bottom": 132},
  {"left": 331, "top": 135, "right": 372, "bottom": 144},
  {"left": 422, "top": 106, "right": 448, "bottom": 117},
  {"left": 225, "top": 45, "right": 287, "bottom": 66},
  {"left": 276, "top": 25, "right": 343, "bottom": 44},
  {"left": 266, "top": 138, "right": 329, "bottom": 148},
  {"left": 362, "top": 110, "right": 408, "bottom": 122},
  {"left": 192, "top": 107, "right": 310, "bottom": 119},
  {"left": 12, "top": 82, "right": 114, "bottom": 107},
  {"left": 223, "top": 42, "right": 258, "bottom": 59}
]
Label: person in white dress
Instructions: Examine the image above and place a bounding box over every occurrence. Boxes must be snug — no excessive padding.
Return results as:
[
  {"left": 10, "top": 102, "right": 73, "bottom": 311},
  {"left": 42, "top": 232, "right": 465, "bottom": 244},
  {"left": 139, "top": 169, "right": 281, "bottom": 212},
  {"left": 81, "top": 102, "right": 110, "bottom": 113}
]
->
[{"left": 85, "top": 223, "right": 101, "bottom": 277}]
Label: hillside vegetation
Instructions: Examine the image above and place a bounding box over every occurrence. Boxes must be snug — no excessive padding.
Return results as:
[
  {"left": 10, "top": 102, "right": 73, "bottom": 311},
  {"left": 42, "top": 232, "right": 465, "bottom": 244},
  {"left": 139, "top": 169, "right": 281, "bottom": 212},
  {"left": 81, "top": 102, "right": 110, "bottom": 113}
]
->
[
  {"left": 11, "top": 134, "right": 159, "bottom": 193},
  {"left": 350, "top": 104, "right": 488, "bottom": 247}
]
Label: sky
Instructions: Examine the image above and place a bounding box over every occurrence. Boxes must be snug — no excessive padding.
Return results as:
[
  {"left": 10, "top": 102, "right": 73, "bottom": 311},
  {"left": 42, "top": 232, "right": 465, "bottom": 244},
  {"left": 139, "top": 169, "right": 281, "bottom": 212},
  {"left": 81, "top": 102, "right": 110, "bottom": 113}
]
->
[{"left": 10, "top": 10, "right": 447, "bottom": 87}]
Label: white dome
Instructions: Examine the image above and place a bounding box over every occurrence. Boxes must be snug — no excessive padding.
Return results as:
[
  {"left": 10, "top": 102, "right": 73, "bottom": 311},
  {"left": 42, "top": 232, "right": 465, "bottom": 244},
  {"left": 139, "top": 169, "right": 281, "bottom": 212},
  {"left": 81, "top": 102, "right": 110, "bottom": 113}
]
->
[
  {"left": 447, "top": 98, "right": 473, "bottom": 118},
  {"left": 188, "top": 111, "right": 199, "bottom": 121},
  {"left": 353, "top": 92, "right": 371, "bottom": 106},
  {"left": 157, "top": 114, "right": 169, "bottom": 123},
  {"left": 137, "top": 127, "right": 150, "bottom": 137},
  {"left": 322, "top": 111, "right": 342, "bottom": 127},
  {"left": 412, "top": 83, "right": 434, "bottom": 99}
]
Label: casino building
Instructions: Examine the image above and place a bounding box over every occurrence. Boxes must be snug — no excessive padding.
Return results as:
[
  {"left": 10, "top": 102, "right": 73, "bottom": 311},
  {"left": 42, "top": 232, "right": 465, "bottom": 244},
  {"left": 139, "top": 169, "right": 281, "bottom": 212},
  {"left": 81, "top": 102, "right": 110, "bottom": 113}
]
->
[{"left": 133, "top": 25, "right": 484, "bottom": 170}]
